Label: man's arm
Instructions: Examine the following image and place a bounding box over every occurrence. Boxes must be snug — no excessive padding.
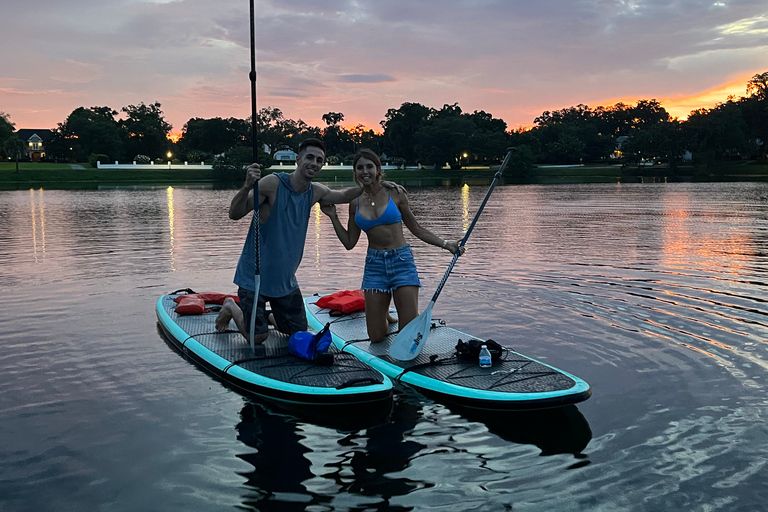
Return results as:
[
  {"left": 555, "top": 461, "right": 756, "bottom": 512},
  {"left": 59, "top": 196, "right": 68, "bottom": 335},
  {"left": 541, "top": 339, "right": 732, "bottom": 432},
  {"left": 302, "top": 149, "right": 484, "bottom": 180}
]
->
[
  {"left": 230, "top": 164, "right": 279, "bottom": 220},
  {"left": 314, "top": 180, "right": 406, "bottom": 205},
  {"left": 314, "top": 182, "right": 364, "bottom": 205},
  {"left": 229, "top": 187, "right": 253, "bottom": 220},
  {"left": 229, "top": 164, "right": 260, "bottom": 220}
]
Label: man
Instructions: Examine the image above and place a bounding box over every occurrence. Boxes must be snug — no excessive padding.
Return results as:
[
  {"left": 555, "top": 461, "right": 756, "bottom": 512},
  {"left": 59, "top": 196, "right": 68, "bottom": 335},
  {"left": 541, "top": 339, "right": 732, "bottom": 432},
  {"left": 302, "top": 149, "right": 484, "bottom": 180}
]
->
[{"left": 216, "top": 138, "right": 397, "bottom": 344}]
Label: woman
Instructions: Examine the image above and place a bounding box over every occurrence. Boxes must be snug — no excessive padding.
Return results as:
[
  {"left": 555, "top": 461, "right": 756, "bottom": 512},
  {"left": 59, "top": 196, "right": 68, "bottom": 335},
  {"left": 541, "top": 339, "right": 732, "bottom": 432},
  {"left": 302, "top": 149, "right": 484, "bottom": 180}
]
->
[{"left": 321, "top": 149, "right": 464, "bottom": 343}]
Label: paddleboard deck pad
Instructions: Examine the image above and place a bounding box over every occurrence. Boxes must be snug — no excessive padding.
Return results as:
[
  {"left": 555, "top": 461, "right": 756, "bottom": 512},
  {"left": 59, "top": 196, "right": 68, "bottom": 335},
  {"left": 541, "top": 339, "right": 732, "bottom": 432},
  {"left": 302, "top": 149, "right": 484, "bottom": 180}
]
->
[
  {"left": 306, "top": 296, "right": 591, "bottom": 410},
  {"left": 156, "top": 294, "right": 393, "bottom": 407}
]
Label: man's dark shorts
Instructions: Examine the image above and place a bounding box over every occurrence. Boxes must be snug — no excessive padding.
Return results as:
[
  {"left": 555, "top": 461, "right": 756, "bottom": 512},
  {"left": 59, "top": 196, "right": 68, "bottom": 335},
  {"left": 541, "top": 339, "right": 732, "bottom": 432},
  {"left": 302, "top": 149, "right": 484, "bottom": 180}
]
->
[{"left": 238, "top": 287, "right": 308, "bottom": 336}]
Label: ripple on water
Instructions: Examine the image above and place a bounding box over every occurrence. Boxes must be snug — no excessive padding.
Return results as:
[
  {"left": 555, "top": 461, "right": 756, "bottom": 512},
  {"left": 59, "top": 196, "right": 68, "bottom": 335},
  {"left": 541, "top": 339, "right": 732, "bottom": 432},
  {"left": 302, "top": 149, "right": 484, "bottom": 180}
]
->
[{"left": 2, "top": 183, "right": 768, "bottom": 511}]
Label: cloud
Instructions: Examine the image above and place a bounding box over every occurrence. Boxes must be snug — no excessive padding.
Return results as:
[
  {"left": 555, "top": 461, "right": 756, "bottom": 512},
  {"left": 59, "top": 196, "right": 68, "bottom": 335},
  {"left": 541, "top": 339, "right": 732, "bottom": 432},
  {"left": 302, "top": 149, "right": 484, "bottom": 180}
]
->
[
  {"left": 1, "top": 0, "right": 767, "bottom": 132},
  {"left": 269, "top": 91, "right": 310, "bottom": 98},
  {"left": 339, "top": 74, "right": 396, "bottom": 83},
  {"left": 718, "top": 14, "right": 768, "bottom": 35}
]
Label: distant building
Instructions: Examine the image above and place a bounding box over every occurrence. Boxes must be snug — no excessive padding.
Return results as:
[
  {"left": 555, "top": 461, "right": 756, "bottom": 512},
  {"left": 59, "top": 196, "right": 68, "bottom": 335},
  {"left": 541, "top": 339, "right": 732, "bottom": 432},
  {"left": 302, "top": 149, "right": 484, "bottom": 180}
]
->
[
  {"left": 16, "top": 129, "right": 54, "bottom": 162},
  {"left": 273, "top": 148, "right": 298, "bottom": 162},
  {"left": 611, "top": 136, "right": 629, "bottom": 159}
]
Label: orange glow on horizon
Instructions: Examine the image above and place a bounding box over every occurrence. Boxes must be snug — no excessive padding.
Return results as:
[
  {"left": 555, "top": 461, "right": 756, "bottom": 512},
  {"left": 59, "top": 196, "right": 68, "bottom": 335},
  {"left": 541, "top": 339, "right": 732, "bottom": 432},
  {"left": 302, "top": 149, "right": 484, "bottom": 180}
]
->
[
  {"left": 516, "top": 71, "right": 759, "bottom": 130},
  {"left": 661, "top": 75, "right": 754, "bottom": 119},
  {"left": 167, "top": 132, "right": 181, "bottom": 143},
  {"left": 599, "top": 73, "right": 755, "bottom": 121},
  {"left": 512, "top": 123, "right": 535, "bottom": 132},
  {"left": 338, "top": 121, "right": 382, "bottom": 135}
]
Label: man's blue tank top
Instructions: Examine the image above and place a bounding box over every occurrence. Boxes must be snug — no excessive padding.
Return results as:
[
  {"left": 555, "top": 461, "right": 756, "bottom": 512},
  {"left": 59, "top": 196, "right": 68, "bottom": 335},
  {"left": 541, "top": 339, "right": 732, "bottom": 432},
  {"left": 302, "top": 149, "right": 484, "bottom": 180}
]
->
[{"left": 234, "top": 173, "right": 314, "bottom": 297}]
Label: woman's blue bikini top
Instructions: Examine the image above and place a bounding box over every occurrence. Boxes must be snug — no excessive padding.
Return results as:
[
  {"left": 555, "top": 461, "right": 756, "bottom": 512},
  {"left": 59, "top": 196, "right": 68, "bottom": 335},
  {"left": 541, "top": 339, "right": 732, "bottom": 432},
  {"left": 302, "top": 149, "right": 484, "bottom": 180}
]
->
[{"left": 355, "top": 193, "right": 403, "bottom": 232}]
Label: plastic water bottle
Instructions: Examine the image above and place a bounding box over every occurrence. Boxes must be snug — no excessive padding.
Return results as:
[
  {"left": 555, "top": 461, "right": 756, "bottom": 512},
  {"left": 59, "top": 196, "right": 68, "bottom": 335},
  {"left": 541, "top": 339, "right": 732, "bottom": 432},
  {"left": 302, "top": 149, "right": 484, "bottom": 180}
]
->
[{"left": 479, "top": 344, "right": 492, "bottom": 368}]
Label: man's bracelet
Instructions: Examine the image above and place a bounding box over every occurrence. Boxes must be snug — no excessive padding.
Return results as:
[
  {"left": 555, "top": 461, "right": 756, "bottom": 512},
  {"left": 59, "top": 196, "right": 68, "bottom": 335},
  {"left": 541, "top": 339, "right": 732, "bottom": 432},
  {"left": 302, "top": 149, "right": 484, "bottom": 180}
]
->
[{"left": 442, "top": 240, "right": 447, "bottom": 249}]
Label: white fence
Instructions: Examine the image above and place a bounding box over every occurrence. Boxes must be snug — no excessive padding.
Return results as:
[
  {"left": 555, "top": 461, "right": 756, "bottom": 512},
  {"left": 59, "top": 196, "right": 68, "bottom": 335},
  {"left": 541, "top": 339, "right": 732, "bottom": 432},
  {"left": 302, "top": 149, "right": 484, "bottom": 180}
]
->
[
  {"left": 96, "top": 161, "right": 212, "bottom": 170},
  {"left": 96, "top": 161, "right": 403, "bottom": 171}
]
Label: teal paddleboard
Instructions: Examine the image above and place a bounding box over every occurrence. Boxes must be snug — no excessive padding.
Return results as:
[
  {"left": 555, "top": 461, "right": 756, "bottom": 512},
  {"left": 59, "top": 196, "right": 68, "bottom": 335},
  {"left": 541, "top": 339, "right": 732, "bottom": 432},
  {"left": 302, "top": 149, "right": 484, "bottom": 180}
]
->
[
  {"left": 305, "top": 295, "right": 591, "bottom": 410},
  {"left": 156, "top": 293, "right": 393, "bottom": 408}
]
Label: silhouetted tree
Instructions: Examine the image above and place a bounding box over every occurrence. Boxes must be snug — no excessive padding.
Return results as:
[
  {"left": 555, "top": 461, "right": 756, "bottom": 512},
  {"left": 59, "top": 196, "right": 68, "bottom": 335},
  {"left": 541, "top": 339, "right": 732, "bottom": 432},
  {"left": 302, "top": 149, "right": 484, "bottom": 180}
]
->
[
  {"left": 466, "top": 110, "right": 510, "bottom": 164},
  {"left": 4, "top": 136, "right": 26, "bottom": 172},
  {"left": 685, "top": 100, "right": 751, "bottom": 165},
  {"left": 349, "top": 124, "right": 381, "bottom": 154},
  {"left": 381, "top": 102, "right": 433, "bottom": 164},
  {"left": 321, "top": 111, "right": 352, "bottom": 157},
  {"left": 254, "top": 107, "right": 318, "bottom": 156},
  {"left": 0, "top": 111, "right": 14, "bottom": 149},
  {"left": 120, "top": 102, "right": 172, "bottom": 159},
  {"left": 178, "top": 117, "right": 249, "bottom": 157},
  {"left": 411, "top": 104, "right": 469, "bottom": 168},
  {"left": 743, "top": 71, "right": 768, "bottom": 158},
  {"left": 47, "top": 106, "right": 124, "bottom": 162}
]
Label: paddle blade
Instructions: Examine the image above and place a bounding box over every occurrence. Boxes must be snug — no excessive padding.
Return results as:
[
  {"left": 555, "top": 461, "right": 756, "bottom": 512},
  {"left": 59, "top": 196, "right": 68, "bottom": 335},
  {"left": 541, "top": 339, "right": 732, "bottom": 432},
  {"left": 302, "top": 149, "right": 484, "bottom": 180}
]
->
[{"left": 389, "top": 303, "right": 434, "bottom": 361}]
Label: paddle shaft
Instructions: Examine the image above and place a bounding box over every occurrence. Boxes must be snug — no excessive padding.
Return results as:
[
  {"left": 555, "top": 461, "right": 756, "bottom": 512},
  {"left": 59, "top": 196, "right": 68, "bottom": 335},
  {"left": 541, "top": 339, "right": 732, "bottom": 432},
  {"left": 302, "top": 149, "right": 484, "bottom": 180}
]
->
[
  {"left": 249, "top": 0, "right": 258, "bottom": 164},
  {"left": 389, "top": 147, "right": 516, "bottom": 361},
  {"left": 428, "top": 147, "right": 516, "bottom": 303},
  {"left": 248, "top": 0, "right": 260, "bottom": 350}
]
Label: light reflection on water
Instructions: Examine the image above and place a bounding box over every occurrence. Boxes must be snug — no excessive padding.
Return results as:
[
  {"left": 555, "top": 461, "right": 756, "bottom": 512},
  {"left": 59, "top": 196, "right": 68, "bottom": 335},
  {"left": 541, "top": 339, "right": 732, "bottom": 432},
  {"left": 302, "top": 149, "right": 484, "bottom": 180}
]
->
[
  {"left": 1, "top": 182, "right": 768, "bottom": 511},
  {"left": 167, "top": 186, "right": 176, "bottom": 272}
]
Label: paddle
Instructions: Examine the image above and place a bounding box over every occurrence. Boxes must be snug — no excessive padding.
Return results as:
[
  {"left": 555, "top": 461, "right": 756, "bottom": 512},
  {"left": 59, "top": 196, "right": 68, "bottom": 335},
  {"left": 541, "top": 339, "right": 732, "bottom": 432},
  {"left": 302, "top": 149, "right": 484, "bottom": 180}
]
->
[
  {"left": 248, "top": 0, "right": 260, "bottom": 351},
  {"left": 389, "top": 147, "right": 517, "bottom": 361}
]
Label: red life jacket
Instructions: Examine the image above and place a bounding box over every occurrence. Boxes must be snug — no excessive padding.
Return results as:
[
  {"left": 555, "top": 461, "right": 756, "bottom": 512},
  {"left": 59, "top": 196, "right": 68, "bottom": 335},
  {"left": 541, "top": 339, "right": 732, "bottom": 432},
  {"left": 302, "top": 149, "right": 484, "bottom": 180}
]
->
[
  {"left": 173, "top": 292, "right": 239, "bottom": 315},
  {"left": 315, "top": 290, "right": 366, "bottom": 314}
]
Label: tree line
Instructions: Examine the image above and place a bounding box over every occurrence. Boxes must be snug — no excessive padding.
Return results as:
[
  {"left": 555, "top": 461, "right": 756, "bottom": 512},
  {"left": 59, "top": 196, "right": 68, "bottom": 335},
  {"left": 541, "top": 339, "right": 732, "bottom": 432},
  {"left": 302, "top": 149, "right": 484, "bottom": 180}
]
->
[
  {"left": 511, "top": 71, "right": 767, "bottom": 172},
  {"left": 1, "top": 72, "right": 766, "bottom": 173}
]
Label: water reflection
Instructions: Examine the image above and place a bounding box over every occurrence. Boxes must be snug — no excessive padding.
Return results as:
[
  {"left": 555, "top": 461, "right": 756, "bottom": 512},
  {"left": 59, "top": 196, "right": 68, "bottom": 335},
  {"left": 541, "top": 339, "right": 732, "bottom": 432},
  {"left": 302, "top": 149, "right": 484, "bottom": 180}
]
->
[
  {"left": 330, "top": 394, "right": 426, "bottom": 499},
  {"left": 461, "top": 184, "right": 470, "bottom": 232},
  {"left": 166, "top": 186, "right": 176, "bottom": 272},
  {"left": 452, "top": 404, "right": 592, "bottom": 459},
  {"left": 234, "top": 392, "right": 592, "bottom": 509},
  {"left": 29, "top": 188, "right": 46, "bottom": 262},
  {"left": 235, "top": 396, "right": 427, "bottom": 510},
  {"left": 4, "top": 183, "right": 768, "bottom": 511},
  {"left": 236, "top": 404, "right": 316, "bottom": 509},
  {"left": 312, "top": 203, "right": 322, "bottom": 276}
]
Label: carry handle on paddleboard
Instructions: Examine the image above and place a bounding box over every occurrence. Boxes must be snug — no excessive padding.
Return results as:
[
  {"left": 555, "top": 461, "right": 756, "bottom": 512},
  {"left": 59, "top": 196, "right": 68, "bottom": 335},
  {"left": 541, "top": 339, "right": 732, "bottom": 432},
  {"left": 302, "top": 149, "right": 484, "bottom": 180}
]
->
[{"left": 389, "top": 147, "right": 516, "bottom": 361}]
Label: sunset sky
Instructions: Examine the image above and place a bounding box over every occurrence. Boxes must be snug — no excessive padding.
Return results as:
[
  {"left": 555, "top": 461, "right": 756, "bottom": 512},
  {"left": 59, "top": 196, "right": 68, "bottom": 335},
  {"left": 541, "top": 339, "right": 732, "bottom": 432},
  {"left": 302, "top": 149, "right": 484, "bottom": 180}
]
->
[{"left": 2, "top": 0, "right": 766, "bottom": 137}]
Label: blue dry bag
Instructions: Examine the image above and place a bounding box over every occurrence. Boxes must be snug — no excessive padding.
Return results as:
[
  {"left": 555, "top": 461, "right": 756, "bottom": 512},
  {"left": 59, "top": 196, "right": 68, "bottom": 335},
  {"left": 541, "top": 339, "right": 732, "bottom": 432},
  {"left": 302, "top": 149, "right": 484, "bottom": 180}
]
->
[{"left": 289, "top": 323, "right": 333, "bottom": 362}]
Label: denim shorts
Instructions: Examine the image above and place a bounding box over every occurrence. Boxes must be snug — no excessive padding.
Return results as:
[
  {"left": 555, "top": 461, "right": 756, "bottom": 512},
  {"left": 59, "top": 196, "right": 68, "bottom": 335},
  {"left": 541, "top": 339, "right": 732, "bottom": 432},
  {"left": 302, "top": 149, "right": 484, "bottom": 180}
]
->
[{"left": 361, "top": 245, "right": 421, "bottom": 292}]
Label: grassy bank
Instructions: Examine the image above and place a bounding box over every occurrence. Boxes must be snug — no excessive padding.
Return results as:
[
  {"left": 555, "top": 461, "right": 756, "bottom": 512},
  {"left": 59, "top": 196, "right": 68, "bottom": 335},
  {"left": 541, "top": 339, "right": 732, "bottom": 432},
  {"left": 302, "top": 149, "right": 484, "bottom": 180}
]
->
[
  {"left": 0, "top": 163, "right": 221, "bottom": 190},
  {"left": 0, "top": 163, "right": 501, "bottom": 190},
  {"left": 2, "top": 161, "right": 767, "bottom": 190}
]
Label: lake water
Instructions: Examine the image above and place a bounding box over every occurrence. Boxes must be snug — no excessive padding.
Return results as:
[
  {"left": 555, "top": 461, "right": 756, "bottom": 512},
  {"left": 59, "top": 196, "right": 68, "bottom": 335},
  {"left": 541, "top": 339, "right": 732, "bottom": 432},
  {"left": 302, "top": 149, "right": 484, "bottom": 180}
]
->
[{"left": 2, "top": 182, "right": 768, "bottom": 511}]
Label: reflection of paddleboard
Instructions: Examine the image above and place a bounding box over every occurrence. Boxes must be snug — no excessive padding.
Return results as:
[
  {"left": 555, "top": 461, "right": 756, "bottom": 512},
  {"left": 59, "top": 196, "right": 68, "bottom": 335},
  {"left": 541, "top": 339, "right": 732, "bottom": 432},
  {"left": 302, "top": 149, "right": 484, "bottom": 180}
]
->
[
  {"left": 305, "top": 296, "right": 591, "bottom": 410},
  {"left": 156, "top": 294, "right": 393, "bottom": 408},
  {"left": 455, "top": 405, "right": 593, "bottom": 456}
]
